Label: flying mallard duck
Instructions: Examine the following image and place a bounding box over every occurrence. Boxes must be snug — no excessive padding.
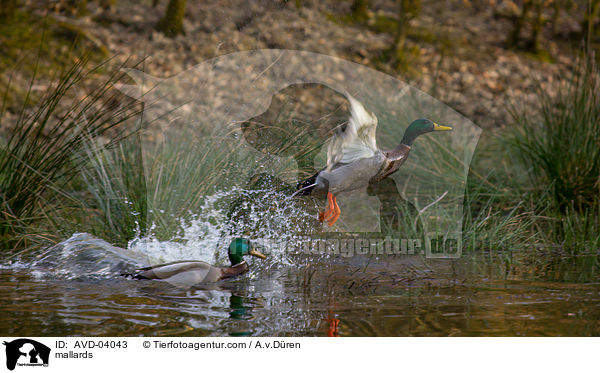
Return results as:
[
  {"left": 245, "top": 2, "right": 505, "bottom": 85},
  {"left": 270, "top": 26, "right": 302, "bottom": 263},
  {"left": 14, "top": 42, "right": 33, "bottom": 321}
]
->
[
  {"left": 124, "top": 238, "right": 266, "bottom": 285},
  {"left": 295, "top": 92, "right": 453, "bottom": 226}
]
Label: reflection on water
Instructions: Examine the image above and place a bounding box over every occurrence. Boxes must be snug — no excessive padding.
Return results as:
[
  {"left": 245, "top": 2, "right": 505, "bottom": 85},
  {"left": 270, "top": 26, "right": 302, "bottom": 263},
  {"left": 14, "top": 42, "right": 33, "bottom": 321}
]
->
[
  {"left": 1, "top": 257, "right": 599, "bottom": 336},
  {"left": 0, "top": 233, "right": 597, "bottom": 337}
]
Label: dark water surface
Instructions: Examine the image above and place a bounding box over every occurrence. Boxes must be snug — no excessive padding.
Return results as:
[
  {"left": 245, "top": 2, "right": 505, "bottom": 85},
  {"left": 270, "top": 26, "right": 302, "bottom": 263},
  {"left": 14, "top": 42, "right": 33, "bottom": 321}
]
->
[{"left": 1, "top": 256, "right": 598, "bottom": 336}]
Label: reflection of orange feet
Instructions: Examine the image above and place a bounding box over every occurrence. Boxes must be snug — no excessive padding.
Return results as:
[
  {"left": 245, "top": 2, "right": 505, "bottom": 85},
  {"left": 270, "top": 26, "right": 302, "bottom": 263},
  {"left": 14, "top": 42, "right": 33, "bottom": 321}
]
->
[
  {"left": 327, "top": 317, "right": 340, "bottom": 337},
  {"left": 318, "top": 192, "right": 341, "bottom": 226}
]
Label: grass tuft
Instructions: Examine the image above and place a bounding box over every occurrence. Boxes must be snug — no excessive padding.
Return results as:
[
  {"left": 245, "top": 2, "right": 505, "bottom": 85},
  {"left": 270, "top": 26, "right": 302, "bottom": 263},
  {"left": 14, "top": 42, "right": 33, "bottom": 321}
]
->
[
  {"left": 0, "top": 57, "right": 141, "bottom": 251},
  {"left": 511, "top": 55, "right": 600, "bottom": 212}
]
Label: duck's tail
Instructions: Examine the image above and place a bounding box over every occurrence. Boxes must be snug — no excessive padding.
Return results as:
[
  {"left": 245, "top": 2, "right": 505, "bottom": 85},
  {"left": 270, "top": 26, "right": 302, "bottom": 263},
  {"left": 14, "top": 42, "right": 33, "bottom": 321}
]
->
[
  {"left": 292, "top": 171, "right": 320, "bottom": 197},
  {"left": 290, "top": 182, "right": 318, "bottom": 198},
  {"left": 120, "top": 272, "right": 147, "bottom": 280}
]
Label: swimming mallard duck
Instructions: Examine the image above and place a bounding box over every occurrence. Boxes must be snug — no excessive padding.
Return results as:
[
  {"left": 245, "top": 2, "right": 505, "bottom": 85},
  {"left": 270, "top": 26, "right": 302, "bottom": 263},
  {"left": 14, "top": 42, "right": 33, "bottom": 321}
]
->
[
  {"left": 125, "top": 238, "right": 266, "bottom": 285},
  {"left": 295, "top": 92, "right": 453, "bottom": 226}
]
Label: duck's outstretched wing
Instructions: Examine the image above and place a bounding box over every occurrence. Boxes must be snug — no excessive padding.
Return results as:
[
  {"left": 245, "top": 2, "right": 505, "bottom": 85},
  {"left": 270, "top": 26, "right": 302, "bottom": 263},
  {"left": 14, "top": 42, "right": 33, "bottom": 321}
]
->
[{"left": 326, "top": 92, "right": 378, "bottom": 171}]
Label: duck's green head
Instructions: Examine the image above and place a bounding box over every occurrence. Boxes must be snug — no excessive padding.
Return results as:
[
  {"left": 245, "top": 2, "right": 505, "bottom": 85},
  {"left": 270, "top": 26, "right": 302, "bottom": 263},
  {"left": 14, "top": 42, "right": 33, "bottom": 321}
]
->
[
  {"left": 228, "top": 238, "right": 266, "bottom": 266},
  {"left": 401, "top": 119, "right": 452, "bottom": 146}
]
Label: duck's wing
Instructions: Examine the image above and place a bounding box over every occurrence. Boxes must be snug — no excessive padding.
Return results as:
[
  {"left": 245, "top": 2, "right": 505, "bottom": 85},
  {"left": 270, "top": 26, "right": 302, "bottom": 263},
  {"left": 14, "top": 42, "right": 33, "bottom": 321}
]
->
[
  {"left": 132, "top": 260, "right": 212, "bottom": 280},
  {"left": 326, "top": 92, "right": 378, "bottom": 172}
]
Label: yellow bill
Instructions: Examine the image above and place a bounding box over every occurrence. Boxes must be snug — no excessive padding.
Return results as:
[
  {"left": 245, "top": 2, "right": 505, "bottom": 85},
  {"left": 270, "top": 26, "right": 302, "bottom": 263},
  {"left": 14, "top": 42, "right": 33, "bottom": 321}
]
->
[
  {"left": 433, "top": 123, "right": 453, "bottom": 131},
  {"left": 249, "top": 249, "right": 267, "bottom": 259}
]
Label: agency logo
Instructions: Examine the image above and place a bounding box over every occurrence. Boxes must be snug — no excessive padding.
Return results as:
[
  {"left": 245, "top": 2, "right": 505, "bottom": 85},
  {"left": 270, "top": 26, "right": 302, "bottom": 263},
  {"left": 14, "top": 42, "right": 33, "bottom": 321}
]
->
[{"left": 3, "top": 339, "right": 50, "bottom": 371}]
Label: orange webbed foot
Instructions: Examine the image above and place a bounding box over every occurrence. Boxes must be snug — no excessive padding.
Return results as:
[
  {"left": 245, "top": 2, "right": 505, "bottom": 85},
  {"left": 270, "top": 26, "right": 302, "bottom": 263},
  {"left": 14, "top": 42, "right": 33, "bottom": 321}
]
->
[
  {"left": 319, "top": 192, "right": 335, "bottom": 222},
  {"left": 327, "top": 195, "right": 341, "bottom": 226},
  {"left": 318, "top": 192, "right": 341, "bottom": 226}
]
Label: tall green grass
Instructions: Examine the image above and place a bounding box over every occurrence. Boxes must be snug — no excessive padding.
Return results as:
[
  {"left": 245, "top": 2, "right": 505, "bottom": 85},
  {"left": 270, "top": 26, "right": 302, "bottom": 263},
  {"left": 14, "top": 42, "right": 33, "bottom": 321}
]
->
[
  {"left": 499, "top": 54, "right": 600, "bottom": 281},
  {"left": 71, "top": 135, "right": 147, "bottom": 248},
  {"left": 456, "top": 53, "right": 600, "bottom": 282},
  {"left": 0, "top": 58, "right": 140, "bottom": 251},
  {"left": 70, "top": 126, "right": 266, "bottom": 247},
  {"left": 510, "top": 55, "right": 600, "bottom": 252},
  {"left": 512, "top": 55, "right": 600, "bottom": 212}
]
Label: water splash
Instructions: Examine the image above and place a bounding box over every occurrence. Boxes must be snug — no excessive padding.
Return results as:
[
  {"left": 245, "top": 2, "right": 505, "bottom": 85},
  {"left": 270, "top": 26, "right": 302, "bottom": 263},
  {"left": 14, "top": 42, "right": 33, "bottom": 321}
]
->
[
  {"left": 10, "top": 186, "right": 320, "bottom": 280},
  {"left": 128, "top": 192, "right": 231, "bottom": 266},
  {"left": 27, "top": 233, "right": 144, "bottom": 280},
  {"left": 131, "top": 186, "right": 320, "bottom": 274}
]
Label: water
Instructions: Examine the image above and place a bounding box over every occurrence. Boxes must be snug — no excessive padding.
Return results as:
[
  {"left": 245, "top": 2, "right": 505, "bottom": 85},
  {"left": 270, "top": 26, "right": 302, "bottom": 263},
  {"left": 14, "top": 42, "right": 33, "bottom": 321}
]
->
[{"left": 1, "top": 238, "right": 598, "bottom": 336}]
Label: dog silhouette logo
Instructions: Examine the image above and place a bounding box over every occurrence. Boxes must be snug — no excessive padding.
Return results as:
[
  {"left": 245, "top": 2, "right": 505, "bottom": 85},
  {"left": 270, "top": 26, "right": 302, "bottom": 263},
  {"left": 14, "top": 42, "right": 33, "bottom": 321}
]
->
[{"left": 3, "top": 339, "right": 50, "bottom": 370}]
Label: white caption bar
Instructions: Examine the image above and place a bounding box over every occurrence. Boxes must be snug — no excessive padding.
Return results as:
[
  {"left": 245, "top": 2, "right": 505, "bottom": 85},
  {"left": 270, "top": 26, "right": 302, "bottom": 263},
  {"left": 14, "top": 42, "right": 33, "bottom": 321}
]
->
[{"left": 0, "top": 337, "right": 597, "bottom": 372}]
